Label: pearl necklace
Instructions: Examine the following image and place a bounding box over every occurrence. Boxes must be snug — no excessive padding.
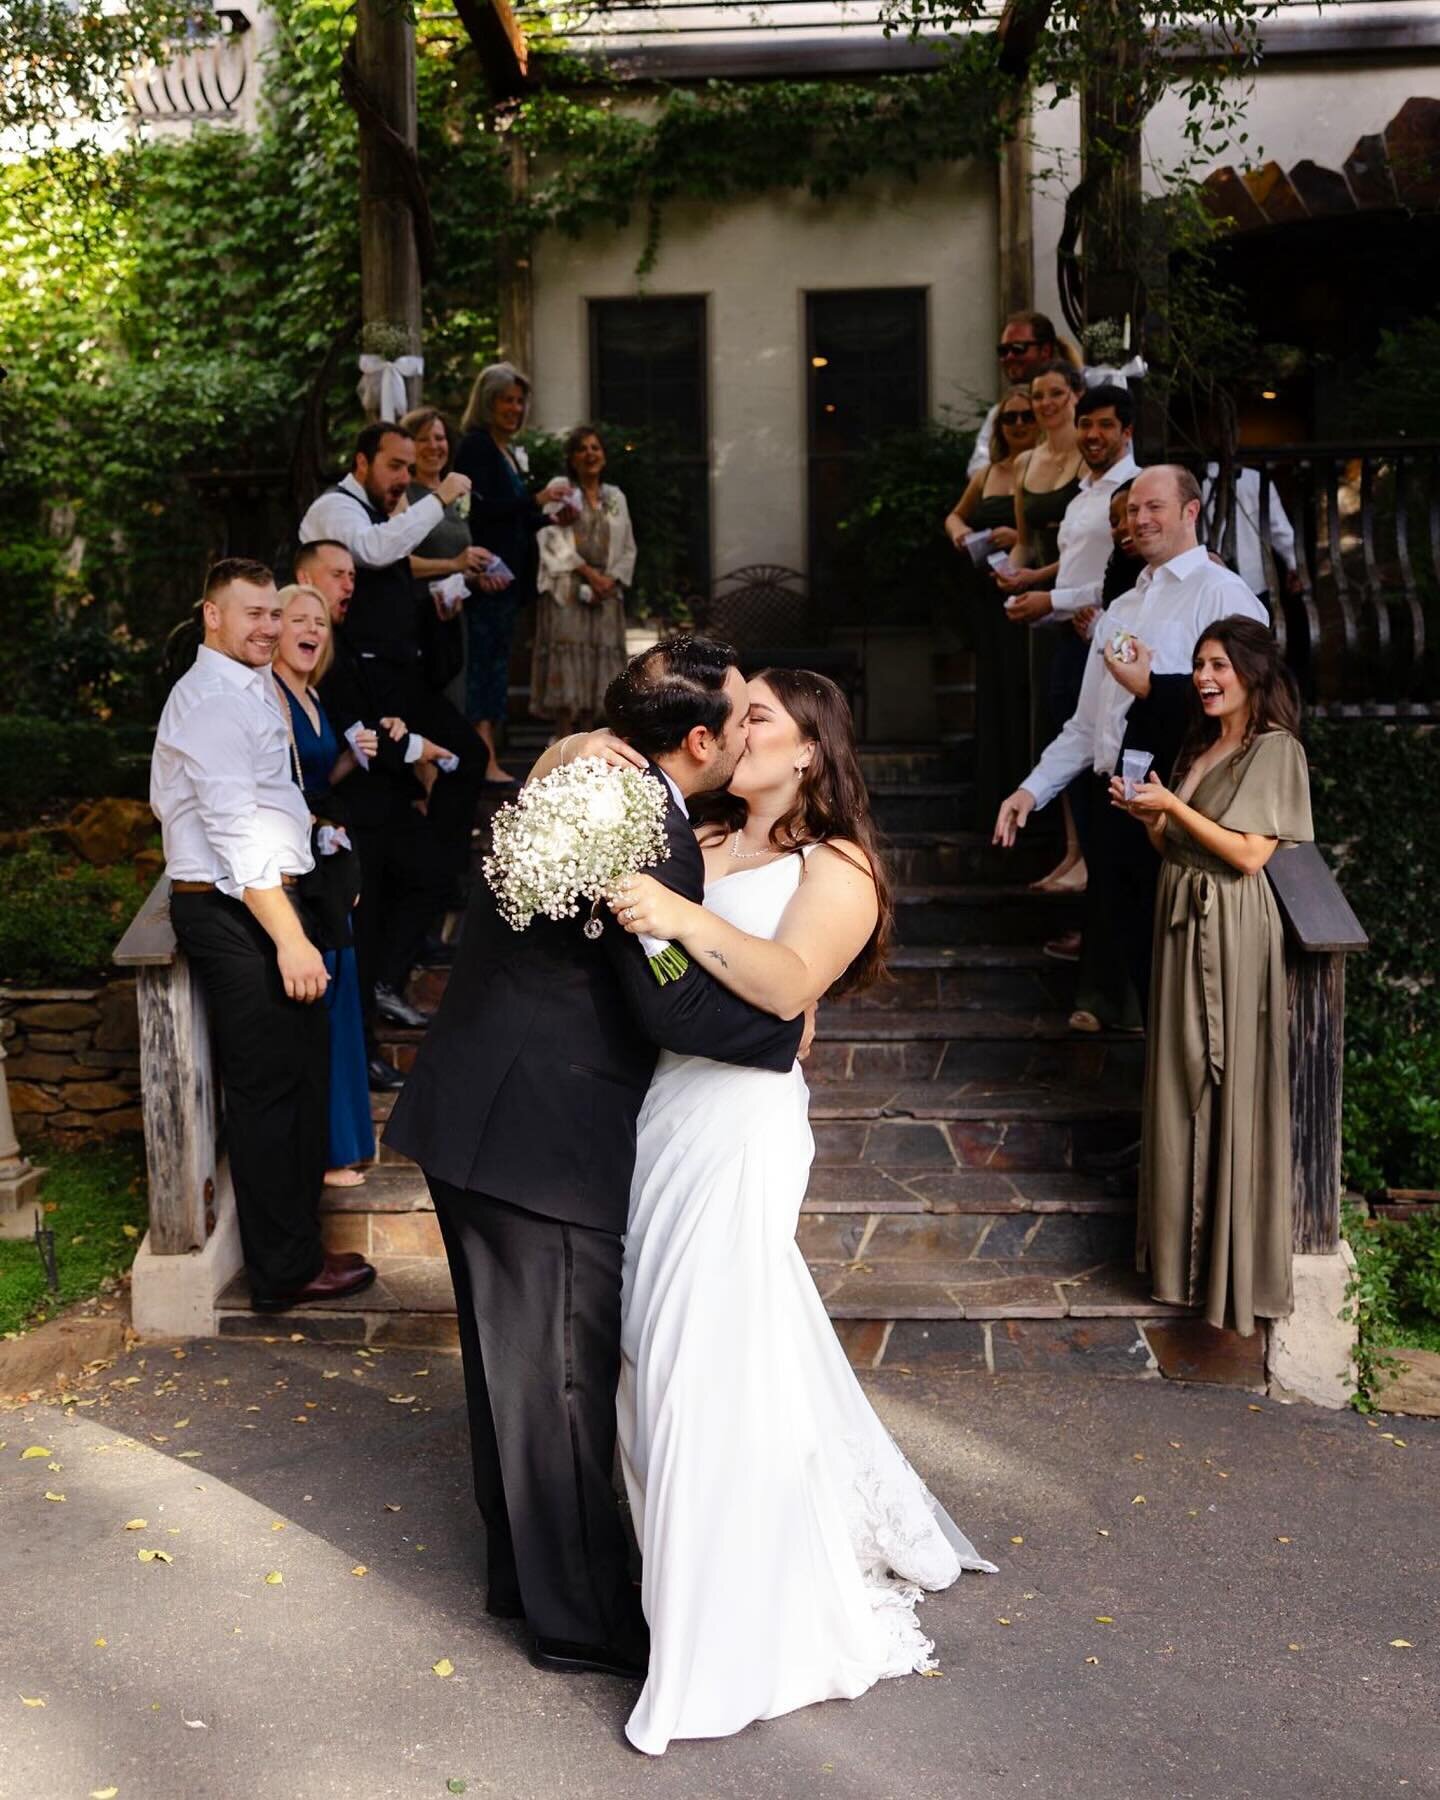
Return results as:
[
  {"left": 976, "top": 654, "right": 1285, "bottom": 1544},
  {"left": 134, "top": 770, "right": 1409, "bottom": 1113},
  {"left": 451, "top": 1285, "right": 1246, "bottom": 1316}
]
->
[{"left": 728, "top": 832, "right": 773, "bottom": 861}]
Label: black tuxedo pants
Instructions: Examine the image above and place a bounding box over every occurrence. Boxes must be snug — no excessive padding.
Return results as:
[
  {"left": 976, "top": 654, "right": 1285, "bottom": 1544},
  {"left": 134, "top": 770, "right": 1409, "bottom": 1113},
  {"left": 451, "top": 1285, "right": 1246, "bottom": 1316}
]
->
[
  {"left": 428, "top": 1178, "right": 646, "bottom": 1657},
  {"left": 350, "top": 811, "right": 451, "bottom": 1049},
  {"left": 169, "top": 891, "right": 328, "bottom": 1302}
]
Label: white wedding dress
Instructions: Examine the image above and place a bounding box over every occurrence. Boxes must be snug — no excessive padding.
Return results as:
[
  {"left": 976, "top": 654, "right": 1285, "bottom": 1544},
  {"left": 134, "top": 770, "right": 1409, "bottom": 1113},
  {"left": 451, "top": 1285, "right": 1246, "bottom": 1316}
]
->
[{"left": 617, "top": 850, "right": 996, "bottom": 1757}]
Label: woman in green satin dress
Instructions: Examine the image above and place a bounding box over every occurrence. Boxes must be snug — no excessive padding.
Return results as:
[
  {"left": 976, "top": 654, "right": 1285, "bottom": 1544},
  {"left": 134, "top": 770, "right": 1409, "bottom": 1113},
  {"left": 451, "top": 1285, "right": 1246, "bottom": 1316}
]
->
[
  {"left": 944, "top": 385, "right": 1039, "bottom": 825},
  {"left": 1112, "top": 616, "right": 1312, "bottom": 1337}
]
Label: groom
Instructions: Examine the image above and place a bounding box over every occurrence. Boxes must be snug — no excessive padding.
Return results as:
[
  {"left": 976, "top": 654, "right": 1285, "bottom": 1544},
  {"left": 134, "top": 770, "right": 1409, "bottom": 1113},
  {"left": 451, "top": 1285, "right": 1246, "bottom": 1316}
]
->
[{"left": 385, "top": 636, "right": 806, "bottom": 1679}]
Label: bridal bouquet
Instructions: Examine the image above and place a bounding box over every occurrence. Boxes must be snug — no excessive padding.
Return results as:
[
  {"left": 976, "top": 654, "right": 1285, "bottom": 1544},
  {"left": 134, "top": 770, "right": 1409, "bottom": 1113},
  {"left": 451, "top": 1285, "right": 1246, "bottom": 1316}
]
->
[{"left": 483, "top": 758, "right": 690, "bottom": 982}]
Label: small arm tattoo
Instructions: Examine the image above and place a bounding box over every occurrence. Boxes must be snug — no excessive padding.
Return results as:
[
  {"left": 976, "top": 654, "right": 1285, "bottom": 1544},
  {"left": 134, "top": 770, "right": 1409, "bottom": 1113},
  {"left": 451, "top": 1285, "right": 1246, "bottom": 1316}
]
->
[{"left": 706, "top": 948, "right": 729, "bottom": 968}]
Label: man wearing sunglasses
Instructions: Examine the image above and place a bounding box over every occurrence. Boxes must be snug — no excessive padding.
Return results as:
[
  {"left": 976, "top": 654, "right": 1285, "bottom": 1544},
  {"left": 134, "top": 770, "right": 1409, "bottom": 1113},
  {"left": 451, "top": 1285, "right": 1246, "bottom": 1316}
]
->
[{"left": 964, "top": 312, "right": 1067, "bottom": 480}]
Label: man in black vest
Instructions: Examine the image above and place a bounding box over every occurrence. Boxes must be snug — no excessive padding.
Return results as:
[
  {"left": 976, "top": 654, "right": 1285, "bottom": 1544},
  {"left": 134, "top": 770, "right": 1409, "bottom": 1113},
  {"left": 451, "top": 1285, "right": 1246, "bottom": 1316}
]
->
[
  {"left": 386, "top": 636, "right": 807, "bottom": 1679},
  {"left": 298, "top": 423, "right": 484, "bottom": 902},
  {"left": 295, "top": 538, "right": 457, "bottom": 1084}
]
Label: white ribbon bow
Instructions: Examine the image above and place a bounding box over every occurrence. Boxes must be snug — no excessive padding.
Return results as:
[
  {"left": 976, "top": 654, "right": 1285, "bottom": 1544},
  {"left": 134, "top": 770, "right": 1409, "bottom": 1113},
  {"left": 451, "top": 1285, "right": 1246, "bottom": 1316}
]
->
[{"left": 357, "top": 353, "right": 424, "bottom": 423}]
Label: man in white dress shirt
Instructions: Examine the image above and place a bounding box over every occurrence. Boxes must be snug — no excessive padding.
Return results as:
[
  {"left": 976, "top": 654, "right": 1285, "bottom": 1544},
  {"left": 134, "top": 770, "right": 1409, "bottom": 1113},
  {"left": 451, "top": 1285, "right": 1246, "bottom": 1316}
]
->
[
  {"left": 1202, "top": 461, "right": 1299, "bottom": 603},
  {"left": 151, "top": 559, "right": 377, "bottom": 1311},
  {"left": 994, "top": 466, "right": 1270, "bottom": 1010}
]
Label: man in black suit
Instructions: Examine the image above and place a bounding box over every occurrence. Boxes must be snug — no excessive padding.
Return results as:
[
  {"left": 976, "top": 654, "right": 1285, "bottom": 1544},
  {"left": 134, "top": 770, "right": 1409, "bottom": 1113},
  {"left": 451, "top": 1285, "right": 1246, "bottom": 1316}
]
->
[
  {"left": 385, "top": 636, "right": 806, "bottom": 1679},
  {"left": 296, "top": 539, "right": 456, "bottom": 1085}
]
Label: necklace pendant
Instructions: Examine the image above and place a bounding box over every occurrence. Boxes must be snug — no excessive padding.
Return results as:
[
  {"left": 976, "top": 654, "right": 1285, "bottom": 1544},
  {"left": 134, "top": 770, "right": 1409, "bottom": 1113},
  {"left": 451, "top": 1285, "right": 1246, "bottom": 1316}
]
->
[{"left": 583, "top": 915, "right": 604, "bottom": 941}]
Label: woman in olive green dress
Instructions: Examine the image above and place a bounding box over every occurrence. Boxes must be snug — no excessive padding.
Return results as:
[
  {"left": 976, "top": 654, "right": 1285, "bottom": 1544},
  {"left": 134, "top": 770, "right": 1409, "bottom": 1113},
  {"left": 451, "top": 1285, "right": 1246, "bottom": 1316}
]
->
[
  {"left": 944, "top": 385, "right": 1039, "bottom": 826},
  {"left": 1112, "top": 615, "right": 1313, "bottom": 1337}
]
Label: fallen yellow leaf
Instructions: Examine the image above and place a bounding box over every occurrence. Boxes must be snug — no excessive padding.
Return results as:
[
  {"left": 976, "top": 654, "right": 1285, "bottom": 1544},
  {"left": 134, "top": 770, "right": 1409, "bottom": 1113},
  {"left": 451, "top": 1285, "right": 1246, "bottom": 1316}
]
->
[
  {"left": 264, "top": 1571, "right": 284, "bottom": 1586},
  {"left": 384, "top": 1503, "right": 402, "bottom": 1513},
  {"left": 271, "top": 1522, "right": 287, "bottom": 1531},
  {"left": 1247, "top": 1404, "right": 1263, "bottom": 1412},
  {"left": 1276, "top": 1536, "right": 1291, "bottom": 1545},
  {"left": 1009, "top": 1536, "right": 1024, "bottom": 1545},
  {"left": 1287, "top": 1643, "right": 1301, "bottom": 1652},
  {"left": 1096, "top": 1529, "right": 1110, "bottom": 1538},
  {"left": 432, "top": 1658, "right": 454, "bottom": 1679},
  {"left": 176, "top": 1451, "right": 203, "bottom": 1460},
  {"left": 388, "top": 1395, "right": 418, "bottom": 1406},
  {"left": 94, "top": 1639, "right": 107, "bottom": 1648},
  {"left": 122, "top": 1223, "right": 140, "bottom": 1238},
  {"left": 919, "top": 1668, "right": 944, "bottom": 1678},
  {"left": 20, "top": 1446, "right": 52, "bottom": 1460},
  {"left": 173, "top": 1419, "right": 189, "bottom": 1429},
  {"left": 43, "top": 1492, "right": 65, "bottom": 1503},
  {"left": 47, "top": 1462, "right": 62, "bottom": 1473},
  {"left": 1132, "top": 1495, "right": 1146, "bottom": 1505},
  {"left": 136, "top": 1550, "right": 173, "bottom": 1564},
  {"left": 123, "top": 1520, "right": 147, "bottom": 1531},
  {"left": 91, "top": 1788, "right": 119, "bottom": 1798},
  {"left": 1390, "top": 1639, "right": 1413, "bottom": 1649},
  {"left": 1084, "top": 1657, "right": 1099, "bottom": 1666},
  {"left": 995, "top": 1617, "right": 1011, "bottom": 1626},
  {"left": 1393, "top": 1439, "right": 1408, "bottom": 1448},
  {"left": 322, "top": 1370, "right": 338, "bottom": 1380},
  {"left": 351, "top": 1565, "right": 368, "bottom": 1577},
  {"left": 1095, "top": 1616, "right": 1114, "bottom": 1625},
  {"left": 20, "top": 1696, "right": 46, "bottom": 1707}
]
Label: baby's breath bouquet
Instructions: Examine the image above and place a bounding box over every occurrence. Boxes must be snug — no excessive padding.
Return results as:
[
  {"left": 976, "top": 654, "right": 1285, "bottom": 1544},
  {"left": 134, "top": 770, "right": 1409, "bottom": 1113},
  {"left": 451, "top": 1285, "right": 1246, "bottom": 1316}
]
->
[{"left": 482, "top": 758, "right": 689, "bottom": 982}]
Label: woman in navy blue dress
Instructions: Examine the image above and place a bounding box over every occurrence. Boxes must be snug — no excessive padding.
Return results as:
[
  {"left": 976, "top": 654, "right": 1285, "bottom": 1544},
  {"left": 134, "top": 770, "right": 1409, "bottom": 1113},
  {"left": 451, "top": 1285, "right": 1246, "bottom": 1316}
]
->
[
  {"left": 454, "top": 361, "right": 577, "bottom": 783},
  {"left": 274, "top": 586, "right": 376, "bottom": 1187}
]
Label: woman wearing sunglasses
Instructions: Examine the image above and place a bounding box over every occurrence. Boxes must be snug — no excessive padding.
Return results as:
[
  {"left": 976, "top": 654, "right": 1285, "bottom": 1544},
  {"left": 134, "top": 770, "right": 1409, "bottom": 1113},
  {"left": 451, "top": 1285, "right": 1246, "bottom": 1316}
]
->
[{"left": 945, "top": 385, "right": 1040, "bottom": 825}]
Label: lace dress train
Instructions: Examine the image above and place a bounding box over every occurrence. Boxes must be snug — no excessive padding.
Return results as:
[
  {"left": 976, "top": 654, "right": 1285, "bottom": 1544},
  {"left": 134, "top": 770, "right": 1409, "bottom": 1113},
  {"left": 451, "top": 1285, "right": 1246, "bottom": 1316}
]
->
[{"left": 617, "top": 855, "right": 996, "bottom": 1756}]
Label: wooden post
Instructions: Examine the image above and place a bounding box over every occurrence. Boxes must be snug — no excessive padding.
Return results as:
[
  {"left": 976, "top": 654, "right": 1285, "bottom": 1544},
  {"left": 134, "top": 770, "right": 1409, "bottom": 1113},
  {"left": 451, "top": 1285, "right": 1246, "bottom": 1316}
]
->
[
  {"left": 1265, "top": 843, "right": 1369, "bottom": 1257},
  {"left": 136, "top": 962, "right": 221, "bottom": 1254},
  {"left": 497, "top": 135, "right": 534, "bottom": 375},
  {"left": 997, "top": 99, "right": 1034, "bottom": 319},
  {"left": 115, "top": 878, "right": 221, "bottom": 1257},
  {"left": 355, "top": 0, "right": 423, "bottom": 412}
]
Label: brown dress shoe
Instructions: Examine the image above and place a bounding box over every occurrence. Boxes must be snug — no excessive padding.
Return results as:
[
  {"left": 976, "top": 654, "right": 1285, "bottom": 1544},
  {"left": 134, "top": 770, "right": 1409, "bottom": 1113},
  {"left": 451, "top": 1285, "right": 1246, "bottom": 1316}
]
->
[{"left": 251, "top": 1254, "right": 378, "bottom": 1312}]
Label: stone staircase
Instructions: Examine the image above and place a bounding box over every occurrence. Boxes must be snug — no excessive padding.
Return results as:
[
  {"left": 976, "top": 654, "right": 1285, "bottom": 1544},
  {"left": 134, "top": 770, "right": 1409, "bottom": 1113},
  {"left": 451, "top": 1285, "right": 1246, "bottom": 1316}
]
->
[{"left": 218, "top": 733, "right": 1232, "bottom": 1382}]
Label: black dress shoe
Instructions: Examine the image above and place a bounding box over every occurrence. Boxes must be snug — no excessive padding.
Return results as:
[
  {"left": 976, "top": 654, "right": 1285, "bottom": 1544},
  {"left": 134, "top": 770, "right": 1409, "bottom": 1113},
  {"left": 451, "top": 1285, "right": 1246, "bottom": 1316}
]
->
[
  {"left": 367, "top": 1056, "right": 405, "bottom": 1092},
  {"left": 374, "top": 984, "right": 433, "bottom": 1029},
  {"left": 530, "top": 1637, "right": 648, "bottom": 1680}
]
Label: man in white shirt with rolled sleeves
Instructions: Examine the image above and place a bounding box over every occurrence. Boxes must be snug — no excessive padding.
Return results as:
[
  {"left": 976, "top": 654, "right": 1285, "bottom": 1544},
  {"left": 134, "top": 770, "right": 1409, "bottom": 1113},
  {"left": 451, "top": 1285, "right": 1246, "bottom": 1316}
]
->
[
  {"left": 994, "top": 465, "right": 1270, "bottom": 1011},
  {"left": 151, "top": 558, "right": 377, "bottom": 1313}
]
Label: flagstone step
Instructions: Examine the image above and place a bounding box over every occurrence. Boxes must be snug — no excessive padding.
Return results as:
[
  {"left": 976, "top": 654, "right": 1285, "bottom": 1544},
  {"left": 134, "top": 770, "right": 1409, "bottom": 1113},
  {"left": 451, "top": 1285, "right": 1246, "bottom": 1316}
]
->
[
  {"left": 869, "top": 783, "right": 975, "bottom": 835},
  {"left": 880, "top": 830, "right": 1055, "bottom": 887},
  {"left": 895, "top": 884, "right": 1082, "bottom": 946},
  {"left": 212, "top": 1240, "right": 1186, "bottom": 1349},
  {"left": 823, "top": 945, "right": 1074, "bottom": 1013},
  {"left": 859, "top": 741, "right": 972, "bottom": 785}
]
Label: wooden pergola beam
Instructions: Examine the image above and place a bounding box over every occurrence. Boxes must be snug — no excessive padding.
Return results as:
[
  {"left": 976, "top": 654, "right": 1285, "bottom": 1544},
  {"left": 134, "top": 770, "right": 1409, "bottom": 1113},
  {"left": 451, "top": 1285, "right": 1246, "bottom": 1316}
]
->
[{"left": 453, "top": 0, "right": 529, "bottom": 96}]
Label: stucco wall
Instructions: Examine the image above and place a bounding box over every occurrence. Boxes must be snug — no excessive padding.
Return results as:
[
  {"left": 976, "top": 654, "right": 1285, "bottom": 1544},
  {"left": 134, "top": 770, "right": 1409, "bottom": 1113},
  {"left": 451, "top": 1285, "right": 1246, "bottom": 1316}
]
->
[{"left": 529, "top": 164, "right": 997, "bottom": 578}]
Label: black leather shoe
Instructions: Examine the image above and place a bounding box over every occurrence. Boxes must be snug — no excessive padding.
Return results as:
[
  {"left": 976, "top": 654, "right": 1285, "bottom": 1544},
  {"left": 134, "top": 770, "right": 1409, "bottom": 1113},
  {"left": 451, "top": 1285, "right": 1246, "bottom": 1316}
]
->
[
  {"left": 367, "top": 1056, "right": 405, "bottom": 1092},
  {"left": 530, "top": 1637, "right": 648, "bottom": 1680},
  {"left": 374, "top": 984, "right": 433, "bottom": 1029},
  {"left": 251, "top": 1255, "right": 378, "bottom": 1313}
]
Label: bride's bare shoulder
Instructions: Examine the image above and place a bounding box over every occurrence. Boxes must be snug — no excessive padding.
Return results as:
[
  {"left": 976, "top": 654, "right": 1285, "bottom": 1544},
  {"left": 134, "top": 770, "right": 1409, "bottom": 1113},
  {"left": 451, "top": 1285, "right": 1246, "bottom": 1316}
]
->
[{"left": 804, "top": 838, "right": 876, "bottom": 881}]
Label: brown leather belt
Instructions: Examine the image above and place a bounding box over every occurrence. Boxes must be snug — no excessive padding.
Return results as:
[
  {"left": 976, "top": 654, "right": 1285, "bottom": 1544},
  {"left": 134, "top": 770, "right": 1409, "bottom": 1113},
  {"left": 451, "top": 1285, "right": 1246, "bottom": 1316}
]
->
[{"left": 171, "top": 875, "right": 300, "bottom": 894}]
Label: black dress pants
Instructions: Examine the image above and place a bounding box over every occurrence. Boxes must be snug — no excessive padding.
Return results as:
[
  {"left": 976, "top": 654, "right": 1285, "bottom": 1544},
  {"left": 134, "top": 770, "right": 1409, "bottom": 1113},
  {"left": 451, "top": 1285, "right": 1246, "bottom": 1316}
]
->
[
  {"left": 428, "top": 1177, "right": 647, "bottom": 1657},
  {"left": 350, "top": 810, "right": 451, "bottom": 1048},
  {"left": 1093, "top": 783, "right": 1163, "bottom": 1017},
  {"left": 169, "top": 890, "right": 328, "bottom": 1303}
]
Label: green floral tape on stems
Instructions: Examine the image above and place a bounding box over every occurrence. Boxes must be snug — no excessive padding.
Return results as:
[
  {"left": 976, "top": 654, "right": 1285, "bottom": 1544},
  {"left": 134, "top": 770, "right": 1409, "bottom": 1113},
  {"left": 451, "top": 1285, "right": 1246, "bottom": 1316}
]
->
[{"left": 648, "top": 945, "right": 690, "bottom": 986}]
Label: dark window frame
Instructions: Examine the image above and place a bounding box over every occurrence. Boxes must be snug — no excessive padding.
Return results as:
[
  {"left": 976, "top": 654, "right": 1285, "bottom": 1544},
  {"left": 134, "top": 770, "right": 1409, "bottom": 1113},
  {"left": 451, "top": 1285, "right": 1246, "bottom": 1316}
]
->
[
  {"left": 804, "top": 287, "right": 929, "bottom": 598},
  {"left": 588, "top": 294, "right": 712, "bottom": 594}
]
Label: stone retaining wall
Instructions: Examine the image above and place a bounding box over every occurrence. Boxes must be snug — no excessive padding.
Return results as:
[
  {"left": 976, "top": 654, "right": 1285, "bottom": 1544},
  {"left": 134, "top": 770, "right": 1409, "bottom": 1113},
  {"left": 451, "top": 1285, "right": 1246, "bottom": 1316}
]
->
[{"left": 1, "top": 981, "right": 143, "bottom": 1143}]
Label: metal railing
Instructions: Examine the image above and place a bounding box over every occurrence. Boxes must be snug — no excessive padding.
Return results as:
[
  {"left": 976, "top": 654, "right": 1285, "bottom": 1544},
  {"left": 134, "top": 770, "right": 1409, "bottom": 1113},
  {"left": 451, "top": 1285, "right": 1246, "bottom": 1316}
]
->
[{"left": 1204, "top": 441, "right": 1440, "bottom": 716}]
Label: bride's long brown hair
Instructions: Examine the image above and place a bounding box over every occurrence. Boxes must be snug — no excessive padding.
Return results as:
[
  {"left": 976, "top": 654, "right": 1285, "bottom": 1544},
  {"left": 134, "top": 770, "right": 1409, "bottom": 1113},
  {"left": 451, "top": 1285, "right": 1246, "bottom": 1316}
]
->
[{"left": 690, "top": 667, "right": 894, "bottom": 995}]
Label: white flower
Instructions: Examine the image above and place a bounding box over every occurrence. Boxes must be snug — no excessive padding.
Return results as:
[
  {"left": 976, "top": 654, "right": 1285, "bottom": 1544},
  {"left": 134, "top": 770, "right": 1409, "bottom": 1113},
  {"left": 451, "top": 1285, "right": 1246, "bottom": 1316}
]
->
[{"left": 483, "top": 757, "right": 670, "bottom": 932}]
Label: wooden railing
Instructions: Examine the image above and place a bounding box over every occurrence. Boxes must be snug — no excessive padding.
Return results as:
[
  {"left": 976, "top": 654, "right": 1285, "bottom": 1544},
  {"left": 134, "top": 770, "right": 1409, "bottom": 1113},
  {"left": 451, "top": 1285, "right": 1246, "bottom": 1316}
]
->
[
  {"left": 113, "top": 878, "right": 223, "bottom": 1257},
  {"left": 1205, "top": 440, "right": 1440, "bottom": 715}
]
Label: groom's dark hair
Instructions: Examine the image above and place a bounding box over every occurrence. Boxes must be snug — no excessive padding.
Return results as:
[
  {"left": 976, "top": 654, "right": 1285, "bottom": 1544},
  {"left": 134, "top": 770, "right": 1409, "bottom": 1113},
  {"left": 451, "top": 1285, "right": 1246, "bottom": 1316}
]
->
[{"left": 604, "top": 633, "right": 739, "bottom": 756}]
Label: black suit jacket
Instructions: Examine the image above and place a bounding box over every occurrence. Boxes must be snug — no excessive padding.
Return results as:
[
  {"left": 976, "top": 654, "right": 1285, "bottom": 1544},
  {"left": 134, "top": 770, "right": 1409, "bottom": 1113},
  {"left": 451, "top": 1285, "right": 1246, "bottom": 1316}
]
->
[
  {"left": 385, "top": 773, "right": 805, "bottom": 1232},
  {"left": 317, "top": 633, "right": 425, "bottom": 831}
]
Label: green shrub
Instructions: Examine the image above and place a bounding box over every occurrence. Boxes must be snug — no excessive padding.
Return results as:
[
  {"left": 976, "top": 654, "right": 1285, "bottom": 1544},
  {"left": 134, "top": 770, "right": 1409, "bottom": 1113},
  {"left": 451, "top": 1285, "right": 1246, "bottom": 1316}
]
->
[
  {"left": 1342, "top": 1201, "right": 1440, "bottom": 1407},
  {"left": 1309, "top": 722, "right": 1440, "bottom": 1191},
  {"left": 0, "top": 847, "right": 148, "bottom": 986},
  {"left": 0, "top": 715, "right": 121, "bottom": 822}
]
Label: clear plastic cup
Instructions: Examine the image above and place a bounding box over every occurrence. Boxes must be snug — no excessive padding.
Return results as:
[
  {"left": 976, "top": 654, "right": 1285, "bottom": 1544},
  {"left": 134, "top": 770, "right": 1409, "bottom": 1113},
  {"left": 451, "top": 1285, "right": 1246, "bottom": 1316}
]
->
[{"left": 1121, "top": 749, "right": 1154, "bottom": 800}]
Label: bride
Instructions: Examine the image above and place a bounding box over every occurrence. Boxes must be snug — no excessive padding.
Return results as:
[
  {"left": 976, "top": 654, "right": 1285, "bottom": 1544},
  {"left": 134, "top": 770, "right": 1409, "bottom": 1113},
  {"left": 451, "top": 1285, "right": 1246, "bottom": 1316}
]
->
[{"left": 606, "top": 668, "right": 996, "bottom": 1757}]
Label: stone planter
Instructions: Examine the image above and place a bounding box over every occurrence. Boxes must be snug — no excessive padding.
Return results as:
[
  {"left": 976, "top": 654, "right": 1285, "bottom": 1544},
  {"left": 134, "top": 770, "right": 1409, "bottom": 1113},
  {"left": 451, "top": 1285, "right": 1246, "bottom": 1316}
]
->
[
  {"left": 0, "top": 979, "right": 143, "bottom": 1144},
  {"left": 1376, "top": 1347, "right": 1440, "bottom": 1417}
]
